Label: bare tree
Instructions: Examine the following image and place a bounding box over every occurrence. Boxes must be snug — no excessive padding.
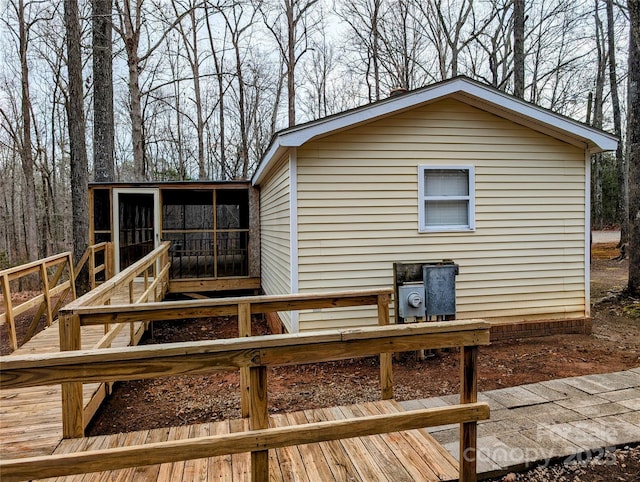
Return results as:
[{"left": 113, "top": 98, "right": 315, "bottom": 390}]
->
[
  {"left": 415, "top": 0, "right": 495, "bottom": 80},
  {"left": 300, "top": 21, "right": 335, "bottom": 119},
  {"left": 337, "top": 0, "right": 383, "bottom": 102},
  {"left": 377, "top": 0, "right": 427, "bottom": 90},
  {"left": 93, "top": 0, "right": 115, "bottom": 182},
  {"left": 628, "top": 0, "right": 640, "bottom": 295},
  {"left": 513, "top": 0, "right": 525, "bottom": 97},
  {"left": 216, "top": 1, "right": 258, "bottom": 178},
  {"left": 204, "top": 2, "right": 228, "bottom": 179},
  {"left": 113, "top": 0, "right": 194, "bottom": 180},
  {"left": 64, "top": 0, "right": 89, "bottom": 285},
  {"left": 607, "top": 0, "right": 627, "bottom": 245},
  {"left": 171, "top": 0, "right": 208, "bottom": 179},
  {"left": 471, "top": 0, "right": 512, "bottom": 90},
  {"left": 591, "top": 0, "right": 607, "bottom": 231},
  {"left": 260, "top": 0, "right": 319, "bottom": 127},
  {"left": 2, "top": 0, "right": 47, "bottom": 262}
]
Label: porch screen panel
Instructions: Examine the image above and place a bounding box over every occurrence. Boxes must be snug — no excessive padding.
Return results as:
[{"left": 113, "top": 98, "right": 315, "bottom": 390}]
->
[
  {"left": 118, "top": 193, "right": 155, "bottom": 270},
  {"left": 162, "top": 190, "right": 214, "bottom": 279},
  {"left": 93, "top": 188, "right": 111, "bottom": 243},
  {"left": 216, "top": 190, "right": 249, "bottom": 277}
]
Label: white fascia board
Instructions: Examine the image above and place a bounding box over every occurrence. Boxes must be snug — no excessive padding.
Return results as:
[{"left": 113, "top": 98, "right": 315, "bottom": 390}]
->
[
  {"left": 253, "top": 77, "right": 618, "bottom": 186},
  {"left": 453, "top": 85, "right": 618, "bottom": 152}
]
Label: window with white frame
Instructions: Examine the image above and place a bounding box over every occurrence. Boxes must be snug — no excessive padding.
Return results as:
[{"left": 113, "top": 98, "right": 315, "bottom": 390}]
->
[{"left": 418, "top": 166, "right": 475, "bottom": 232}]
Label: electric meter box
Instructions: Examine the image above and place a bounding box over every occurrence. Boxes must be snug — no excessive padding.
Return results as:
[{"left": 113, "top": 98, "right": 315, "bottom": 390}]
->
[
  {"left": 423, "top": 264, "right": 459, "bottom": 317},
  {"left": 398, "top": 282, "right": 426, "bottom": 318}
]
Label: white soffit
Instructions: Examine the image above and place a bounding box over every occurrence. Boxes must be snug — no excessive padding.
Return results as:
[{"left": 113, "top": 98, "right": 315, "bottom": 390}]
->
[{"left": 253, "top": 77, "right": 618, "bottom": 185}]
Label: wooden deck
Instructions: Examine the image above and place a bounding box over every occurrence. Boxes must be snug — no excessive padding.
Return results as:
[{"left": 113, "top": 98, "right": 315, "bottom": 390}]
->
[
  {"left": 2, "top": 276, "right": 488, "bottom": 481},
  {"left": 0, "top": 283, "right": 147, "bottom": 460},
  {"left": 37, "top": 400, "right": 458, "bottom": 482},
  {"left": 2, "top": 310, "right": 462, "bottom": 481}
]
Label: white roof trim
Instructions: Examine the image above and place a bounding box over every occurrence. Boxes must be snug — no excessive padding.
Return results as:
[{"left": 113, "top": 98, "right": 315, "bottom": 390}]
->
[{"left": 253, "top": 77, "right": 618, "bottom": 185}]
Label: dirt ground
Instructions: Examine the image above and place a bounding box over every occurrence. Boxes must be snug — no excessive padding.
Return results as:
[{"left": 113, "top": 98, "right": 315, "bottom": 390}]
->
[{"left": 85, "top": 242, "right": 639, "bottom": 436}]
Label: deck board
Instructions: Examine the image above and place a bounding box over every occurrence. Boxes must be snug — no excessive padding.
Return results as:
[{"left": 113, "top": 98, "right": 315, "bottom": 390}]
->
[
  {"left": 0, "top": 282, "right": 147, "bottom": 460},
  {"left": 36, "top": 400, "right": 458, "bottom": 482}
]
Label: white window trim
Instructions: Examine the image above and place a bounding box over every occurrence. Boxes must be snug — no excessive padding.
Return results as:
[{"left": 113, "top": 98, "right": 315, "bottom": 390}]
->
[{"left": 418, "top": 165, "right": 476, "bottom": 233}]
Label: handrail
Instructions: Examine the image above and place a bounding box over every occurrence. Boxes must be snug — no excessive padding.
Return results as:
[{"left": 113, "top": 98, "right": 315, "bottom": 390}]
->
[
  {"left": 58, "top": 286, "right": 392, "bottom": 429},
  {"left": 0, "top": 319, "right": 491, "bottom": 482},
  {"left": 0, "top": 243, "right": 115, "bottom": 353},
  {"left": 73, "top": 242, "right": 113, "bottom": 290},
  {"left": 65, "top": 241, "right": 171, "bottom": 309},
  {"left": 0, "top": 252, "right": 76, "bottom": 352}
]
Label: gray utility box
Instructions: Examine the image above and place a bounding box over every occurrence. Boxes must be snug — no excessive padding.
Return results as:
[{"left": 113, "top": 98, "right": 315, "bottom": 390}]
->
[
  {"left": 423, "top": 264, "right": 459, "bottom": 317},
  {"left": 397, "top": 282, "right": 426, "bottom": 318}
]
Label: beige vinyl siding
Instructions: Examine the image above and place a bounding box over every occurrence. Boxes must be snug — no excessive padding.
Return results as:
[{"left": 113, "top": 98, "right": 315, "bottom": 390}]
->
[
  {"left": 259, "top": 154, "right": 293, "bottom": 330},
  {"left": 295, "top": 98, "right": 587, "bottom": 331}
]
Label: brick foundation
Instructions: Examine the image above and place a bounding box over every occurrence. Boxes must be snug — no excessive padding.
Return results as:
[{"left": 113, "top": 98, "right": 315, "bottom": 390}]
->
[{"left": 489, "top": 318, "right": 592, "bottom": 342}]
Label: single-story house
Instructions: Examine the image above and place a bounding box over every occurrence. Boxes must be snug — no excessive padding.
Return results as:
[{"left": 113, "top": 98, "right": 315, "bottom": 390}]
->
[{"left": 252, "top": 76, "right": 618, "bottom": 334}]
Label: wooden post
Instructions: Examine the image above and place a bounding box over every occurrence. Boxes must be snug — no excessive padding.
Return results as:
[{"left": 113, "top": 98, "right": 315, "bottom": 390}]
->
[
  {"left": 89, "top": 246, "right": 96, "bottom": 289},
  {"left": 67, "top": 253, "right": 77, "bottom": 300},
  {"left": 39, "top": 264, "right": 54, "bottom": 327},
  {"left": 30, "top": 261, "right": 67, "bottom": 334},
  {"left": 249, "top": 365, "right": 268, "bottom": 482},
  {"left": 378, "top": 293, "right": 393, "bottom": 400},
  {"left": 460, "top": 345, "right": 479, "bottom": 482},
  {"left": 59, "top": 313, "right": 84, "bottom": 438},
  {"left": 1, "top": 274, "right": 18, "bottom": 351},
  {"left": 106, "top": 242, "right": 114, "bottom": 280},
  {"left": 238, "top": 302, "right": 251, "bottom": 418}
]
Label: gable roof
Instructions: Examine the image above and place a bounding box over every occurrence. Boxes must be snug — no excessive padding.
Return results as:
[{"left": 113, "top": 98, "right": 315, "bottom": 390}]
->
[{"left": 252, "top": 76, "right": 618, "bottom": 185}]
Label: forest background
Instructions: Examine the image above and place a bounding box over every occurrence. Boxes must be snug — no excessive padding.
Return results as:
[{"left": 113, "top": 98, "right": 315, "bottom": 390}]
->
[{"left": 0, "top": 0, "right": 637, "bottom": 287}]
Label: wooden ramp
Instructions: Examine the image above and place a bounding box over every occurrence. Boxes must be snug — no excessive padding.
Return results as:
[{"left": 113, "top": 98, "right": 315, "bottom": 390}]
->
[
  {"left": 0, "top": 283, "right": 147, "bottom": 460},
  {"left": 38, "top": 400, "right": 458, "bottom": 482}
]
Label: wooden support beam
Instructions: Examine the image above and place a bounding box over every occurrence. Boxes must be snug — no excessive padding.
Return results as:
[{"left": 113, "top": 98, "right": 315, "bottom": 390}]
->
[
  {"left": 239, "top": 302, "right": 252, "bottom": 418},
  {"left": 67, "top": 253, "right": 77, "bottom": 300},
  {"left": 377, "top": 293, "right": 393, "bottom": 400},
  {"left": 249, "top": 365, "right": 268, "bottom": 482},
  {"left": 39, "top": 264, "right": 53, "bottom": 327},
  {"left": 1, "top": 321, "right": 490, "bottom": 390},
  {"left": 58, "top": 313, "right": 84, "bottom": 439},
  {"left": 460, "top": 345, "right": 479, "bottom": 482},
  {"left": 29, "top": 261, "right": 67, "bottom": 336},
  {"left": 89, "top": 246, "right": 96, "bottom": 290},
  {"left": 0, "top": 274, "right": 17, "bottom": 350},
  {"left": 69, "top": 289, "right": 394, "bottom": 326}
]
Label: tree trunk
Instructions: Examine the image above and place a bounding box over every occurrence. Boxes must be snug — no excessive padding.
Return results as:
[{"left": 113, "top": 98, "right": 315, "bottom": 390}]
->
[
  {"left": 606, "top": 0, "right": 627, "bottom": 245},
  {"left": 628, "top": 0, "right": 640, "bottom": 295},
  {"left": 513, "top": 0, "right": 525, "bottom": 98},
  {"left": 128, "top": 53, "right": 145, "bottom": 180},
  {"left": 205, "top": 3, "right": 226, "bottom": 179},
  {"left": 592, "top": 1, "right": 606, "bottom": 231},
  {"left": 64, "top": 0, "right": 89, "bottom": 290},
  {"left": 234, "top": 35, "right": 249, "bottom": 179},
  {"left": 18, "top": 0, "right": 39, "bottom": 262},
  {"left": 93, "top": 0, "right": 115, "bottom": 182},
  {"left": 118, "top": 0, "right": 145, "bottom": 181},
  {"left": 286, "top": 0, "right": 296, "bottom": 127},
  {"left": 372, "top": 0, "right": 381, "bottom": 101}
]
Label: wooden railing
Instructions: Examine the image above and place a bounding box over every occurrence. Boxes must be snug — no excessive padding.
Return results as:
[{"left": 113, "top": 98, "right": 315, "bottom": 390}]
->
[
  {"left": 74, "top": 242, "right": 114, "bottom": 290},
  {"left": 58, "top": 288, "right": 392, "bottom": 436},
  {"left": 0, "top": 243, "right": 116, "bottom": 353},
  {"left": 0, "top": 319, "right": 491, "bottom": 482},
  {"left": 0, "top": 252, "right": 76, "bottom": 352},
  {"left": 61, "top": 241, "right": 171, "bottom": 352}
]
